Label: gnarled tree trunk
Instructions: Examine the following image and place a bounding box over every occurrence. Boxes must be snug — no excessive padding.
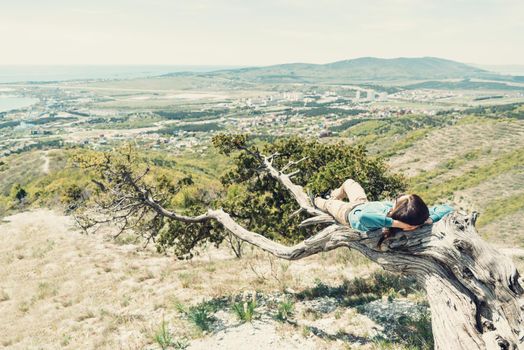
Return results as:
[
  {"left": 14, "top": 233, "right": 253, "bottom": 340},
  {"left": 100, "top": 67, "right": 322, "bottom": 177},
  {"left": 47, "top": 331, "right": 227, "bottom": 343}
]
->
[
  {"left": 85, "top": 153, "right": 524, "bottom": 349},
  {"left": 195, "top": 208, "right": 523, "bottom": 349}
]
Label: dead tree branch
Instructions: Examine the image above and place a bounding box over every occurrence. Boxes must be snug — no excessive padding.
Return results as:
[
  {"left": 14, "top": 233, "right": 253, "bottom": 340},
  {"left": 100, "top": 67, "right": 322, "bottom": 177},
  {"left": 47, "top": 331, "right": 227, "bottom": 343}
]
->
[{"left": 79, "top": 150, "right": 524, "bottom": 349}]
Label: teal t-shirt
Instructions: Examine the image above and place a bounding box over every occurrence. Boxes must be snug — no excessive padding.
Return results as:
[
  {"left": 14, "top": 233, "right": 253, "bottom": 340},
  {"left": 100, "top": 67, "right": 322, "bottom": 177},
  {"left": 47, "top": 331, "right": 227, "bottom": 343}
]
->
[{"left": 348, "top": 201, "right": 454, "bottom": 232}]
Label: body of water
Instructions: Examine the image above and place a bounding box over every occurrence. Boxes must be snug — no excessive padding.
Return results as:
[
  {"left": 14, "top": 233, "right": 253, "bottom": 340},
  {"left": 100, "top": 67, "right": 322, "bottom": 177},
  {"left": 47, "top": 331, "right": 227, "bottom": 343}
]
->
[
  {"left": 0, "top": 65, "right": 241, "bottom": 84},
  {"left": 0, "top": 96, "right": 39, "bottom": 113}
]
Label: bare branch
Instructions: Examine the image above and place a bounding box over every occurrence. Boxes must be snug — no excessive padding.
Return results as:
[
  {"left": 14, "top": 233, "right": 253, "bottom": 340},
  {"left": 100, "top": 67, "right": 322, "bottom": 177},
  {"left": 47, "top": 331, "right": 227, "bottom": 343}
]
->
[
  {"left": 262, "top": 155, "right": 328, "bottom": 218},
  {"left": 281, "top": 156, "right": 308, "bottom": 173}
]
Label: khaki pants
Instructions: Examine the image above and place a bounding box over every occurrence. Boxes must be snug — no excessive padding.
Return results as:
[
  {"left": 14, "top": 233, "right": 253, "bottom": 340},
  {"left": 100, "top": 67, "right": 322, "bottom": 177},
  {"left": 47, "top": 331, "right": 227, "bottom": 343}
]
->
[{"left": 315, "top": 179, "right": 368, "bottom": 225}]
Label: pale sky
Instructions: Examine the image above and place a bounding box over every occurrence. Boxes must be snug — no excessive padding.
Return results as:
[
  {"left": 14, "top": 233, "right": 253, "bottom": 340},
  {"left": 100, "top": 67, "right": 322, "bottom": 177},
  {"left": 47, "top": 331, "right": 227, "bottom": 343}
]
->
[{"left": 0, "top": 0, "right": 522, "bottom": 66}]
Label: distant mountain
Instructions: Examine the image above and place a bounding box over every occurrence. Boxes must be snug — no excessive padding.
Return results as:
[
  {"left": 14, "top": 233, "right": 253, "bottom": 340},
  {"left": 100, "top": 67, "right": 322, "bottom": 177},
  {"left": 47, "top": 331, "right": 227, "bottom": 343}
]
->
[
  {"left": 172, "top": 57, "right": 500, "bottom": 84},
  {"left": 405, "top": 79, "right": 524, "bottom": 91}
]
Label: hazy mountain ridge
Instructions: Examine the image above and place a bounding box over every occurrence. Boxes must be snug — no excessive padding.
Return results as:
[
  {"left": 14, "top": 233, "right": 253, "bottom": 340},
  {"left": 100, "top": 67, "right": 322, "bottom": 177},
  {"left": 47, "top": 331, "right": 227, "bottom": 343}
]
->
[{"left": 164, "top": 57, "right": 511, "bottom": 84}]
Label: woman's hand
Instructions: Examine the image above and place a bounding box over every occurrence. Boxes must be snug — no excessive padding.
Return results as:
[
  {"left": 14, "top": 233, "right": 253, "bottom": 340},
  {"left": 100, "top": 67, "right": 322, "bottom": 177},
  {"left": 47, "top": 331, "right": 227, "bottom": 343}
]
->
[{"left": 392, "top": 220, "right": 419, "bottom": 231}]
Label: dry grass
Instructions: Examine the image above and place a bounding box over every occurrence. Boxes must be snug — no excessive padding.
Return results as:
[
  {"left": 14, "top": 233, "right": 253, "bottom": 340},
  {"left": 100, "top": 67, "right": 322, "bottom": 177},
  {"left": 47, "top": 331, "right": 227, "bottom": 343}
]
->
[
  {"left": 389, "top": 119, "right": 524, "bottom": 177},
  {"left": 0, "top": 209, "right": 382, "bottom": 349}
]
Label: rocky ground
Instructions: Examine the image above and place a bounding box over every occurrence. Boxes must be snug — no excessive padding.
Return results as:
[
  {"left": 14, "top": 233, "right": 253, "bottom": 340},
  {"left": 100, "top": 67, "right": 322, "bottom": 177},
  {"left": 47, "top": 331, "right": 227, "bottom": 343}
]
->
[{"left": 0, "top": 209, "right": 434, "bottom": 349}]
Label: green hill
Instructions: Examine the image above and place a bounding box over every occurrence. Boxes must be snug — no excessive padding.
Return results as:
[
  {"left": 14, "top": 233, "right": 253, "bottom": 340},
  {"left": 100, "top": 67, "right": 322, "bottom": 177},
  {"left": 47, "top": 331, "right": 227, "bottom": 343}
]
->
[{"left": 169, "top": 57, "right": 493, "bottom": 84}]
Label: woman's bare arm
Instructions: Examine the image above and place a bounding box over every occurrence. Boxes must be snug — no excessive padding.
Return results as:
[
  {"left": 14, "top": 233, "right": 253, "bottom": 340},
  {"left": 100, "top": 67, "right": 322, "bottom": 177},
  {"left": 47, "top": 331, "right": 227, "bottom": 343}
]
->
[{"left": 392, "top": 220, "right": 419, "bottom": 231}]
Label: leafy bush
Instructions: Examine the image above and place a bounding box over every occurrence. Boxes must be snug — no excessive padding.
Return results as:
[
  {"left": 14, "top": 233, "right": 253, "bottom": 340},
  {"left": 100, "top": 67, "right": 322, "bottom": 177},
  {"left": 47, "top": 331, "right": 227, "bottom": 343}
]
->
[
  {"left": 213, "top": 134, "right": 405, "bottom": 244},
  {"left": 10, "top": 183, "right": 27, "bottom": 205}
]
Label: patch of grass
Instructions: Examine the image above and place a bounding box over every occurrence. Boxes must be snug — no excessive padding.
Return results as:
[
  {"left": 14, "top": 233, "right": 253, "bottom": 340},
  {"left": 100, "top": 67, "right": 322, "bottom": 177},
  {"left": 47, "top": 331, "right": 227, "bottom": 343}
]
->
[
  {"left": 301, "top": 307, "right": 322, "bottom": 321},
  {"left": 153, "top": 318, "right": 189, "bottom": 350},
  {"left": 113, "top": 312, "right": 144, "bottom": 325},
  {"left": 61, "top": 299, "right": 73, "bottom": 307},
  {"left": 36, "top": 281, "right": 58, "bottom": 300},
  {"left": 334, "top": 248, "right": 371, "bottom": 267},
  {"left": 121, "top": 295, "right": 132, "bottom": 307},
  {"left": 408, "top": 149, "right": 483, "bottom": 187},
  {"left": 232, "top": 299, "right": 257, "bottom": 323},
  {"left": 114, "top": 232, "right": 138, "bottom": 245},
  {"left": 60, "top": 334, "right": 72, "bottom": 347},
  {"left": 176, "top": 301, "right": 217, "bottom": 332},
  {"left": 298, "top": 271, "right": 420, "bottom": 307},
  {"left": 275, "top": 298, "right": 294, "bottom": 322},
  {"left": 18, "top": 300, "right": 30, "bottom": 313},
  {"left": 373, "top": 308, "right": 433, "bottom": 350},
  {"left": 76, "top": 309, "right": 96, "bottom": 322},
  {"left": 187, "top": 307, "right": 214, "bottom": 332},
  {"left": 477, "top": 192, "right": 524, "bottom": 227},
  {"left": 382, "top": 128, "right": 432, "bottom": 158},
  {"left": 334, "top": 309, "right": 343, "bottom": 319},
  {"left": 301, "top": 325, "right": 312, "bottom": 337},
  {"left": 411, "top": 147, "right": 524, "bottom": 203},
  {"left": 137, "top": 269, "right": 155, "bottom": 282},
  {"left": 178, "top": 271, "right": 201, "bottom": 289}
]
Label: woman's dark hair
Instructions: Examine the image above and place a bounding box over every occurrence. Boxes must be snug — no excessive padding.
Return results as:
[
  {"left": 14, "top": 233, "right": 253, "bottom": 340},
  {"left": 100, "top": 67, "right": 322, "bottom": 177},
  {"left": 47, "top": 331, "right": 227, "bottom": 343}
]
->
[{"left": 378, "top": 194, "right": 430, "bottom": 247}]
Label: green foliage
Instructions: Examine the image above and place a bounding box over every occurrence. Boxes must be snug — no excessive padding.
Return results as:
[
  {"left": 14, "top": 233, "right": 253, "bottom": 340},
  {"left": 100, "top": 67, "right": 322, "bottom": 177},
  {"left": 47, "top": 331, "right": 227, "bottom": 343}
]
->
[
  {"left": 465, "top": 102, "right": 524, "bottom": 120},
  {"left": 381, "top": 128, "right": 432, "bottom": 158},
  {"left": 153, "top": 318, "right": 189, "bottom": 350},
  {"left": 156, "top": 109, "right": 227, "bottom": 121},
  {"left": 477, "top": 192, "right": 524, "bottom": 227},
  {"left": 0, "top": 146, "right": 225, "bottom": 249},
  {"left": 187, "top": 306, "right": 214, "bottom": 332},
  {"left": 176, "top": 301, "right": 217, "bottom": 332},
  {"left": 275, "top": 298, "right": 294, "bottom": 322},
  {"left": 300, "top": 107, "right": 365, "bottom": 118},
  {"left": 411, "top": 148, "right": 524, "bottom": 203},
  {"left": 154, "top": 122, "right": 224, "bottom": 135},
  {"left": 72, "top": 134, "right": 403, "bottom": 256},
  {"left": 232, "top": 300, "right": 257, "bottom": 323},
  {"left": 213, "top": 134, "right": 405, "bottom": 243},
  {"left": 211, "top": 134, "right": 248, "bottom": 155},
  {"left": 342, "top": 114, "right": 451, "bottom": 139},
  {"left": 10, "top": 183, "right": 27, "bottom": 203},
  {"left": 329, "top": 118, "right": 370, "bottom": 133},
  {"left": 71, "top": 145, "right": 224, "bottom": 259}
]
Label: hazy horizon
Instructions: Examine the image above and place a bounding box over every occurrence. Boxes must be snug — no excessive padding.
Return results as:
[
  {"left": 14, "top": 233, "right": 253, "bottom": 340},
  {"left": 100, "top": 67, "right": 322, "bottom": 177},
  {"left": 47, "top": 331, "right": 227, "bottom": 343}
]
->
[
  {"left": 0, "top": 58, "right": 523, "bottom": 68},
  {"left": 1, "top": 0, "right": 522, "bottom": 66}
]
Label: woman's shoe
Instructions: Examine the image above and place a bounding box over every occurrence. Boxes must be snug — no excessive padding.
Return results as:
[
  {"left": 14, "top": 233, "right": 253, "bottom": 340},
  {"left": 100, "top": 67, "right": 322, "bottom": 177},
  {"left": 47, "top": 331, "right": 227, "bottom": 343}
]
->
[{"left": 307, "top": 190, "right": 318, "bottom": 209}]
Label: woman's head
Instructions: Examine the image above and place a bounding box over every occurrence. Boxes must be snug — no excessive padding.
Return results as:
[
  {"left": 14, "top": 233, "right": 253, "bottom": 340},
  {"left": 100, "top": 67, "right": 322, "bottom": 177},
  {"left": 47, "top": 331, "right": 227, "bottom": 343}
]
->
[
  {"left": 379, "top": 194, "right": 430, "bottom": 246},
  {"left": 390, "top": 194, "right": 430, "bottom": 227}
]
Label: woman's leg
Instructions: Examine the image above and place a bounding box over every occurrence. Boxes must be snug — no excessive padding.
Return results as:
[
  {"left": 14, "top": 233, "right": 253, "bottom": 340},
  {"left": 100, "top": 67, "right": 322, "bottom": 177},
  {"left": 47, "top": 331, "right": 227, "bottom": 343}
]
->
[
  {"left": 314, "top": 197, "right": 352, "bottom": 224},
  {"left": 330, "top": 179, "right": 368, "bottom": 202}
]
